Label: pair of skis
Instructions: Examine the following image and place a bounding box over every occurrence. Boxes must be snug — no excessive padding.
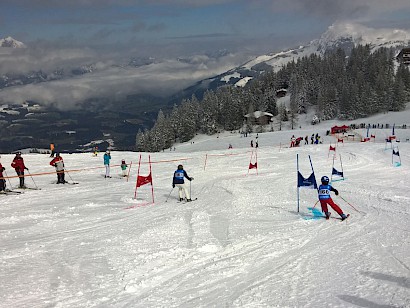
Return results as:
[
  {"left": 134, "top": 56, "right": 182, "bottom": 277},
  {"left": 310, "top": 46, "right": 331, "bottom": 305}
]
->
[
  {"left": 323, "top": 213, "right": 350, "bottom": 221},
  {"left": 0, "top": 189, "right": 23, "bottom": 195},
  {"left": 177, "top": 197, "right": 198, "bottom": 204}
]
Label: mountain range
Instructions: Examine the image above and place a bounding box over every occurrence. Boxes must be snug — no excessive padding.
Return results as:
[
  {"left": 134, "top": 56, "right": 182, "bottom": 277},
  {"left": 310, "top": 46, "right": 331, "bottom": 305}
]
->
[
  {"left": 180, "top": 22, "right": 410, "bottom": 101},
  {"left": 0, "top": 22, "right": 409, "bottom": 153}
]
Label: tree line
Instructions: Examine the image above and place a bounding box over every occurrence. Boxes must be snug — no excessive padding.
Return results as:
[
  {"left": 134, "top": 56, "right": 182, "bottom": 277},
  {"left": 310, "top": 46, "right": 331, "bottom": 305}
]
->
[{"left": 136, "top": 45, "right": 410, "bottom": 152}]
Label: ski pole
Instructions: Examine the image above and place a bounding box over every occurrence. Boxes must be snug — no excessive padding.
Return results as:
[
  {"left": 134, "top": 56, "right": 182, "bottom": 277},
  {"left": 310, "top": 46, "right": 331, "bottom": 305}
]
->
[
  {"left": 312, "top": 200, "right": 319, "bottom": 209},
  {"left": 165, "top": 187, "right": 174, "bottom": 202},
  {"left": 338, "top": 195, "right": 360, "bottom": 212},
  {"left": 3, "top": 169, "right": 13, "bottom": 190},
  {"left": 26, "top": 169, "right": 39, "bottom": 189},
  {"left": 66, "top": 170, "right": 77, "bottom": 184}
]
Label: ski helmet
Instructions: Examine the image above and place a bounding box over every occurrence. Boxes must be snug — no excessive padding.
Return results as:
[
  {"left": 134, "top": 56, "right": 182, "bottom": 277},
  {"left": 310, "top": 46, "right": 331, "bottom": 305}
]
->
[
  {"left": 177, "top": 164, "right": 183, "bottom": 170},
  {"left": 321, "top": 176, "right": 329, "bottom": 184}
]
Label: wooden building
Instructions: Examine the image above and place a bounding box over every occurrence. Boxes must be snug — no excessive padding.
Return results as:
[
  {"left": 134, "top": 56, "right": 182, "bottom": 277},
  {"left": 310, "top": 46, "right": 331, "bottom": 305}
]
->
[
  {"left": 396, "top": 48, "right": 410, "bottom": 65},
  {"left": 244, "top": 111, "right": 274, "bottom": 125}
]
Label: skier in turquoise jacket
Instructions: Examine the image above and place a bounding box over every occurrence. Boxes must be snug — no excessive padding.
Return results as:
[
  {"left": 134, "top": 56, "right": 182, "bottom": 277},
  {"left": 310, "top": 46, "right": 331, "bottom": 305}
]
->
[{"left": 104, "top": 150, "right": 111, "bottom": 178}]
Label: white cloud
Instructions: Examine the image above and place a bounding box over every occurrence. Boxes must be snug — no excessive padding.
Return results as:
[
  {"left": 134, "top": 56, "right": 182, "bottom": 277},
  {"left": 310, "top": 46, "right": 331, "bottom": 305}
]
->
[{"left": 0, "top": 50, "right": 251, "bottom": 109}]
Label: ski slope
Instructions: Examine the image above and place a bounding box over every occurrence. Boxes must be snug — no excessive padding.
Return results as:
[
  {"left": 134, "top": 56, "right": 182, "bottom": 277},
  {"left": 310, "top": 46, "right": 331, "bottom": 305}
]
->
[{"left": 1, "top": 113, "right": 410, "bottom": 307}]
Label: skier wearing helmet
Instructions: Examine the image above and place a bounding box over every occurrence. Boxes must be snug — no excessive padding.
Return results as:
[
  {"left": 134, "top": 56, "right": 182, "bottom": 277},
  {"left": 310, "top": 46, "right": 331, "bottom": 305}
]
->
[
  {"left": 11, "top": 152, "right": 28, "bottom": 188},
  {"left": 120, "top": 159, "right": 128, "bottom": 177},
  {"left": 172, "top": 164, "right": 193, "bottom": 202},
  {"left": 318, "top": 176, "right": 348, "bottom": 220},
  {"left": 50, "top": 153, "right": 66, "bottom": 184}
]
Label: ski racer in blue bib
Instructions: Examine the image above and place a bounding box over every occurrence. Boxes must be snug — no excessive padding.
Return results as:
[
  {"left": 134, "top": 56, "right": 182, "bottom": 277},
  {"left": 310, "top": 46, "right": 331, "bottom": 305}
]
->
[
  {"left": 318, "top": 176, "right": 348, "bottom": 220},
  {"left": 172, "top": 164, "right": 193, "bottom": 202}
]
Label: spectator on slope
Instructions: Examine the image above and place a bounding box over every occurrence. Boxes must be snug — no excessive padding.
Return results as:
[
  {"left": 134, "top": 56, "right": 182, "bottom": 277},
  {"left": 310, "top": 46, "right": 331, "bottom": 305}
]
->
[
  {"left": 311, "top": 134, "right": 315, "bottom": 144},
  {"left": 120, "top": 159, "right": 128, "bottom": 177},
  {"left": 11, "top": 152, "right": 28, "bottom": 188},
  {"left": 104, "top": 150, "right": 111, "bottom": 178},
  {"left": 172, "top": 164, "right": 193, "bottom": 202},
  {"left": 318, "top": 176, "right": 348, "bottom": 220},
  {"left": 251, "top": 140, "right": 254, "bottom": 148},
  {"left": 305, "top": 135, "right": 309, "bottom": 145},
  {"left": 50, "top": 153, "right": 66, "bottom": 184},
  {"left": 50, "top": 143, "right": 55, "bottom": 157},
  {"left": 290, "top": 135, "right": 296, "bottom": 147},
  {"left": 0, "top": 158, "right": 6, "bottom": 192},
  {"left": 93, "top": 146, "right": 99, "bottom": 157}
]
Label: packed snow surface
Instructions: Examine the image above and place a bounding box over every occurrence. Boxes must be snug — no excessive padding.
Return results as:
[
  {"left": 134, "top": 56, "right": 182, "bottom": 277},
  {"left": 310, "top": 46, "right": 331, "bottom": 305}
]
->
[{"left": 1, "top": 110, "right": 410, "bottom": 307}]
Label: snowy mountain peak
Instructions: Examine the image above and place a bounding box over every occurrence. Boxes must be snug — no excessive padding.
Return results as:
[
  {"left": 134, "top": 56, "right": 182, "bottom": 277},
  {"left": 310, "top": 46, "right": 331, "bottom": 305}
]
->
[
  {"left": 0, "top": 36, "right": 26, "bottom": 48},
  {"left": 317, "top": 22, "right": 410, "bottom": 51},
  {"left": 233, "top": 22, "right": 410, "bottom": 81}
]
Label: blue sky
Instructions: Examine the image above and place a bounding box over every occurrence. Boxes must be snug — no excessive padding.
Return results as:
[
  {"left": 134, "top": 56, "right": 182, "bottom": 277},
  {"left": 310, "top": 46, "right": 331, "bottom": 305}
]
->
[{"left": 2, "top": 0, "right": 409, "bottom": 57}]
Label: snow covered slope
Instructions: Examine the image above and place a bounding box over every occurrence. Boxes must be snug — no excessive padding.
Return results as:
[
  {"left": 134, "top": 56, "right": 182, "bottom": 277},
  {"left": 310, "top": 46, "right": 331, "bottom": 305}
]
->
[{"left": 0, "top": 108, "right": 409, "bottom": 307}]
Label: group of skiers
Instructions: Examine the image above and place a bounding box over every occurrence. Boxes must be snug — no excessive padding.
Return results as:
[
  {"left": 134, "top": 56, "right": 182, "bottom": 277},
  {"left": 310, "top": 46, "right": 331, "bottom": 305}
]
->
[
  {"left": 0, "top": 152, "right": 29, "bottom": 191},
  {"left": 102, "top": 150, "right": 128, "bottom": 178},
  {"left": 0, "top": 150, "right": 131, "bottom": 192},
  {"left": 290, "top": 134, "right": 322, "bottom": 148},
  {"left": 0, "top": 151, "right": 348, "bottom": 221},
  {"left": 172, "top": 164, "right": 348, "bottom": 219}
]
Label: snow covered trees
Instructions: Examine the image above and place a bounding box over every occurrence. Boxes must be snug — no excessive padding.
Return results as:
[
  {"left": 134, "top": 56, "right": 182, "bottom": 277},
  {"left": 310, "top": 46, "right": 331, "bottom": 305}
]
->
[{"left": 136, "top": 44, "right": 410, "bottom": 152}]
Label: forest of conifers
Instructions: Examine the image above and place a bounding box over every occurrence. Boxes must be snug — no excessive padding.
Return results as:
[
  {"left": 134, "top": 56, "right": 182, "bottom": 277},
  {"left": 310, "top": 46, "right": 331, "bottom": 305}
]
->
[{"left": 136, "top": 45, "right": 410, "bottom": 152}]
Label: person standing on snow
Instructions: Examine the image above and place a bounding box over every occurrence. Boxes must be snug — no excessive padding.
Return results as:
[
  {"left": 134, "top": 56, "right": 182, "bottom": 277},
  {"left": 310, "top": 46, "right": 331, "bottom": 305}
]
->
[
  {"left": 50, "top": 143, "right": 55, "bottom": 157},
  {"left": 0, "top": 158, "right": 6, "bottom": 192},
  {"left": 318, "top": 176, "right": 348, "bottom": 220},
  {"left": 172, "top": 164, "right": 193, "bottom": 202},
  {"left": 290, "top": 135, "right": 296, "bottom": 147},
  {"left": 120, "top": 159, "right": 128, "bottom": 177},
  {"left": 11, "top": 152, "right": 28, "bottom": 188},
  {"left": 104, "top": 150, "right": 111, "bottom": 178},
  {"left": 50, "top": 153, "right": 66, "bottom": 184}
]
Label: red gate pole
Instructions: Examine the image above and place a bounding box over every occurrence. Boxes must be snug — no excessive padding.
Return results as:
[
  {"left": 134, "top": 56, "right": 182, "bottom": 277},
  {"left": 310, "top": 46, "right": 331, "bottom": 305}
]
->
[
  {"left": 149, "top": 155, "right": 154, "bottom": 204},
  {"left": 133, "top": 154, "right": 142, "bottom": 199}
]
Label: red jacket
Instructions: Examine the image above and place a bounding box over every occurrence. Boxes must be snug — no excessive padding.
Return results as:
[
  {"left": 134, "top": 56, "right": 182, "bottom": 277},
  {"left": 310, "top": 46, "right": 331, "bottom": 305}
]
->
[
  {"left": 0, "top": 163, "right": 4, "bottom": 177},
  {"left": 11, "top": 156, "right": 26, "bottom": 171},
  {"left": 50, "top": 156, "right": 64, "bottom": 171}
]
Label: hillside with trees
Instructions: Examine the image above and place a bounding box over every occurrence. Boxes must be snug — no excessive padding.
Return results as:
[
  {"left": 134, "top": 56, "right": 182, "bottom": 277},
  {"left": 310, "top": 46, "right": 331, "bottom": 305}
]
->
[{"left": 136, "top": 45, "right": 410, "bottom": 152}]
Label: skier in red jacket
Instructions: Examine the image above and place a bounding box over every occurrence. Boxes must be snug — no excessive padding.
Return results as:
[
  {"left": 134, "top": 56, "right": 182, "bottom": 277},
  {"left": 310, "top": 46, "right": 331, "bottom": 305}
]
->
[
  {"left": 11, "top": 152, "right": 28, "bottom": 188},
  {"left": 0, "top": 159, "right": 6, "bottom": 192},
  {"left": 50, "top": 153, "right": 66, "bottom": 184}
]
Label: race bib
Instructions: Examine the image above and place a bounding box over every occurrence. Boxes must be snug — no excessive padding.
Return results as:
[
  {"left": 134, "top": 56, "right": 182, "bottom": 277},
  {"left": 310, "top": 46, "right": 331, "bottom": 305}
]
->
[{"left": 319, "top": 189, "right": 330, "bottom": 195}]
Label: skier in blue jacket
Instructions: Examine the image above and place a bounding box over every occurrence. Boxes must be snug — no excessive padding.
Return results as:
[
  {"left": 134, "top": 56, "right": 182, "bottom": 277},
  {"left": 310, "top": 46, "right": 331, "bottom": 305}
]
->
[
  {"left": 104, "top": 150, "right": 111, "bottom": 178},
  {"left": 172, "top": 164, "right": 193, "bottom": 201}
]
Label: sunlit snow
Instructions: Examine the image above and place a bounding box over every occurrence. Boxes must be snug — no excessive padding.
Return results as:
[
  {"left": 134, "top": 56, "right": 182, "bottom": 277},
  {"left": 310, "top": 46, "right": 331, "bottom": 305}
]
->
[{"left": 1, "top": 107, "right": 409, "bottom": 307}]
